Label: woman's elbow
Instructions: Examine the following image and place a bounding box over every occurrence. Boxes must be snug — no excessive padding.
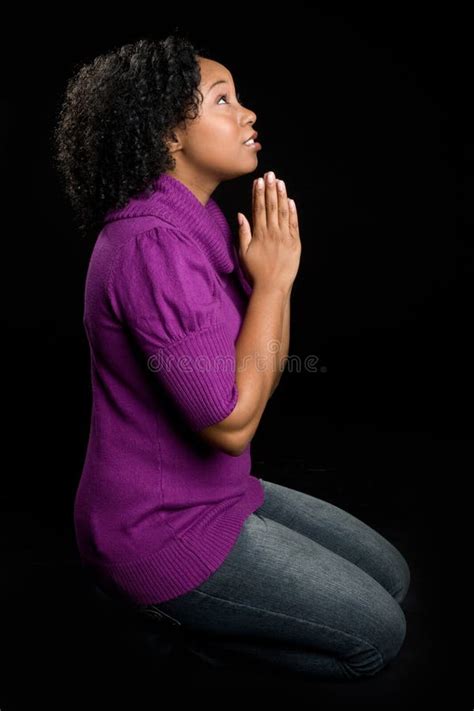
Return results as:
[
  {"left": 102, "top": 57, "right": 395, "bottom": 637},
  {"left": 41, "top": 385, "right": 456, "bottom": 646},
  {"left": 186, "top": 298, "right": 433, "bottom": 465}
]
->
[{"left": 196, "top": 423, "right": 247, "bottom": 457}]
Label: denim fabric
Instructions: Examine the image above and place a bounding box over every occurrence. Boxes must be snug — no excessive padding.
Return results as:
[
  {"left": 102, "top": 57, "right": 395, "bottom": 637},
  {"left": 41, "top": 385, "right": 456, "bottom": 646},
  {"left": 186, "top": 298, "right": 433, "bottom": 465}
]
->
[{"left": 139, "top": 478, "right": 411, "bottom": 680}]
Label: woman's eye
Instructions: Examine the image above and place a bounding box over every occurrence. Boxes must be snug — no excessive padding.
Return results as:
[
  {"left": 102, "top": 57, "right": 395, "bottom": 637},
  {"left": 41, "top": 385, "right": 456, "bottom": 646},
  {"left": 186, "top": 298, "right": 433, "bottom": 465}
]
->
[{"left": 217, "top": 93, "right": 244, "bottom": 105}]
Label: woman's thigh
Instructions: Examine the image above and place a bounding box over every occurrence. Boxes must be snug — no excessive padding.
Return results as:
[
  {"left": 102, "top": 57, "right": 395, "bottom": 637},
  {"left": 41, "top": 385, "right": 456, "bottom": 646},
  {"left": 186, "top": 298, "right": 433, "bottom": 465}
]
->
[
  {"left": 255, "top": 477, "right": 411, "bottom": 606},
  {"left": 144, "top": 501, "right": 407, "bottom": 678}
]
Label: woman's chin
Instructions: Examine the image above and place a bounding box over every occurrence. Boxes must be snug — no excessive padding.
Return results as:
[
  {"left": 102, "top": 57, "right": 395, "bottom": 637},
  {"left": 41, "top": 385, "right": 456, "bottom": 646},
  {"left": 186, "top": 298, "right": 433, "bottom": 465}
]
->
[
  {"left": 223, "top": 156, "right": 260, "bottom": 181},
  {"left": 241, "top": 155, "right": 259, "bottom": 173}
]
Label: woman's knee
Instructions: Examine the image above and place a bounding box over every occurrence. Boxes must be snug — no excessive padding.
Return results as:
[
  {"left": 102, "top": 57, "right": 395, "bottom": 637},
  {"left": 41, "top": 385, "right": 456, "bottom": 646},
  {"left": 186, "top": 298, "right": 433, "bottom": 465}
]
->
[
  {"left": 343, "top": 595, "right": 407, "bottom": 678},
  {"left": 393, "top": 549, "right": 411, "bottom": 605},
  {"left": 370, "top": 535, "right": 412, "bottom": 606},
  {"left": 380, "top": 596, "right": 407, "bottom": 663}
]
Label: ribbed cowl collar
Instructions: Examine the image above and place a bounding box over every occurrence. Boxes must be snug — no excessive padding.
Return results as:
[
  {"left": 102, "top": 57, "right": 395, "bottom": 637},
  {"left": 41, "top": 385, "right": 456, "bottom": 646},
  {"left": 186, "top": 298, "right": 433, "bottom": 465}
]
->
[{"left": 103, "top": 173, "right": 252, "bottom": 297}]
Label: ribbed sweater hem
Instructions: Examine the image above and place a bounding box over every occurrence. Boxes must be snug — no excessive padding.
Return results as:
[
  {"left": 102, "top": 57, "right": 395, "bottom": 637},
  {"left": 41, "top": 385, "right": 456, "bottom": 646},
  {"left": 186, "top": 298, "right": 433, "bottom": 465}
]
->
[{"left": 80, "top": 476, "right": 265, "bottom": 606}]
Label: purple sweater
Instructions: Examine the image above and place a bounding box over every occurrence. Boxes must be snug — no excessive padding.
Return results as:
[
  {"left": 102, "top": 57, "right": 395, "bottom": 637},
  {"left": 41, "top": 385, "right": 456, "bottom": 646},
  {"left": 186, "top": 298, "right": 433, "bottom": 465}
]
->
[{"left": 74, "top": 173, "right": 265, "bottom": 605}]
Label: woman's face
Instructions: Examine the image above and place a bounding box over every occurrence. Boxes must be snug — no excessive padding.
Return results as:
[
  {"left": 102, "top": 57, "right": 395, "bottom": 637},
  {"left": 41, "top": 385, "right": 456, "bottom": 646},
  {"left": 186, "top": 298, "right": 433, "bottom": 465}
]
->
[{"left": 165, "top": 56, "right": 260, "bottom": 193}]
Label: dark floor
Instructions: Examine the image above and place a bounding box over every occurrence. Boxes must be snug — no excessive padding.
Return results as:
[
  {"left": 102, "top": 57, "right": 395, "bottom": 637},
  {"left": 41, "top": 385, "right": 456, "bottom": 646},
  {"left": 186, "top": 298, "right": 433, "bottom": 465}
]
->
[{"left": 0, "top": 421, "right": 462, "bottom": 708}]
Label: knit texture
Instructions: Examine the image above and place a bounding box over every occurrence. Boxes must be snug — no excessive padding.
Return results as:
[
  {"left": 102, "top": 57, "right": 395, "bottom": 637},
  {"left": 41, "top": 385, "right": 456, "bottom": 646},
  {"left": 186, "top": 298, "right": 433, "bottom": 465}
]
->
[{"left": 74, "top": 173, "right": 264, "bottom": 605}]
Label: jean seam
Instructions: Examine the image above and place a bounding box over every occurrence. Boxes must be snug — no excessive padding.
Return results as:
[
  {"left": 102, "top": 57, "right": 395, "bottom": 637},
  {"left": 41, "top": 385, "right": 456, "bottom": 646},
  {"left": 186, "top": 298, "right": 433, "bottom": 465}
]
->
[
  {"left": 139, "top": 604, "right": 183, "bottom": 626},
  {"left": 189, "top": 587, "right": 385, "bottom": 665}
]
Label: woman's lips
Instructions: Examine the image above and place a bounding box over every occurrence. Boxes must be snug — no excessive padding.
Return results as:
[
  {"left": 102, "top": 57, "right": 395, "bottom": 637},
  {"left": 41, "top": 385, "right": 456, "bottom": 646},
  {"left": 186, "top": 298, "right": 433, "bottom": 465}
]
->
[{"left": 243, "top": 141, "right": 262, "bottom": 150}]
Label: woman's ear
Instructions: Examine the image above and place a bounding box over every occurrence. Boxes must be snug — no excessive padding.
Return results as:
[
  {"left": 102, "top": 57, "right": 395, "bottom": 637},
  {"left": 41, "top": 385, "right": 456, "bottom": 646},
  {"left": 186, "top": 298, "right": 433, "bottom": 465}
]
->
[{"left": 165, "top": 129, "right": 183, "bottom": 155}]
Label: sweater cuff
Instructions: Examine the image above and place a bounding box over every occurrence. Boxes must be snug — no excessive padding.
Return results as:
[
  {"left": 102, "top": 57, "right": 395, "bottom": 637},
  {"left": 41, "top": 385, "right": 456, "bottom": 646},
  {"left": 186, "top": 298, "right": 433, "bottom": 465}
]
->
[{"left": 149, "top": 322, "right": 239, "bottom": 432}]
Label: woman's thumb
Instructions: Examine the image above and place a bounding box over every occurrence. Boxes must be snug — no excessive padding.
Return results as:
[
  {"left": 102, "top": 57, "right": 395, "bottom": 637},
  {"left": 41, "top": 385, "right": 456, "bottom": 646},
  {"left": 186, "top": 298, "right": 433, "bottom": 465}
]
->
[{"left": 237, "top": 213, "right": 251, "bottom": 253}]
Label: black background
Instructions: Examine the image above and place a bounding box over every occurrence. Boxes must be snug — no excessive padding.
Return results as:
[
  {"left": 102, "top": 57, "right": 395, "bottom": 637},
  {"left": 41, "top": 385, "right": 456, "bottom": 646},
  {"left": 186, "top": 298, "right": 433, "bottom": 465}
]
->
[{"left": 1, "top": 7, "right": 471, "bottom": 707}]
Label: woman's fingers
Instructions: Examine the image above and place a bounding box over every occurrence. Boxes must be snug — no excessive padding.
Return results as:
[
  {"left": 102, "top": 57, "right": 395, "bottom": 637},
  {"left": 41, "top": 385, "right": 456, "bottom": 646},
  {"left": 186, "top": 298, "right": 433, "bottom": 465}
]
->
[
  {"left": 276, "top": 178, "right": 290, "bottom": 230},
  {"left": 253, "top": 172, "right": 293, "bottom": 236},
  {"left": 253, "top": 176, "right": 267, "bottom": 233},
  {"left": 264, "top": 172, "right": 279, "bottom": 231},
  {"left": 288, "top": 197, "right": 299, "bottom": 239}
]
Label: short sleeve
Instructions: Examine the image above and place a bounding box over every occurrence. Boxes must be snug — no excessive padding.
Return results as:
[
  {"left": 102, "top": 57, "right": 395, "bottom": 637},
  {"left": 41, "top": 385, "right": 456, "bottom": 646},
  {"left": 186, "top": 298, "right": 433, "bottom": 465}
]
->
[{"left": 108, "top": 226, "right": 239, "bottom": 432}]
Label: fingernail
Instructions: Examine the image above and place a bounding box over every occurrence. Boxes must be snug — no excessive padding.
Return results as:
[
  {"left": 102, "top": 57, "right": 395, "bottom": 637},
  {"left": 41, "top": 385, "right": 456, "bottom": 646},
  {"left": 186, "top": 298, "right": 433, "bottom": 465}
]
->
[
  {"left": 267, "top": 171, "right": 275, "bottom": 183},
  {"left": 258, "top": 177, "right": 264, "bottom": 188}
]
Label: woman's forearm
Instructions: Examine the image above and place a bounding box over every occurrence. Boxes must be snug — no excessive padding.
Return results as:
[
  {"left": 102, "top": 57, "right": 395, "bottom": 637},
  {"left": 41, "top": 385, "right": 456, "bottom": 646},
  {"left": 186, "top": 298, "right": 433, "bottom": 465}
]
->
[
  {"left": 197, "top": 283, "right": 290, "bottom": 456},
  {"left": 232, "top": 283, "right": 291, "bottom": 449},
  {"left": 269, "top": 287, "right": 291, "bottom": 397}
]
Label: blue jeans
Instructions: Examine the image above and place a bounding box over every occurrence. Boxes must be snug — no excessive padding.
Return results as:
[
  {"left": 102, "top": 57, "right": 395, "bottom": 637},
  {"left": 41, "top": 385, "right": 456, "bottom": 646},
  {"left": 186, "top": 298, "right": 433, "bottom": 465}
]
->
[{"left": 139, "top": 478, "right": 411, "bottom": 680}]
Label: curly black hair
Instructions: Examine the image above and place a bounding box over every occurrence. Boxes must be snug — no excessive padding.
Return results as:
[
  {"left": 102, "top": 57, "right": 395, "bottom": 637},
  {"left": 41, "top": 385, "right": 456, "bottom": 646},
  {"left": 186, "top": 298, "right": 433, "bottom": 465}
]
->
[{"left": 52, "top": 33, "right": 209, "bottom": 237}]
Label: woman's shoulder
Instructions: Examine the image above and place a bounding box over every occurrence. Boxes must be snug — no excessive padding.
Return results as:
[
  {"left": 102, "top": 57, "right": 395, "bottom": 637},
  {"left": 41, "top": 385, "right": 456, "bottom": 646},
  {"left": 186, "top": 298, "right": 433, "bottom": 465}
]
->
[
  {"left": 109, "top": 220, "right": 218, "bottom": 306},
  {"left": 101, "top": 216, "right": 209, "bottom": 273}
]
